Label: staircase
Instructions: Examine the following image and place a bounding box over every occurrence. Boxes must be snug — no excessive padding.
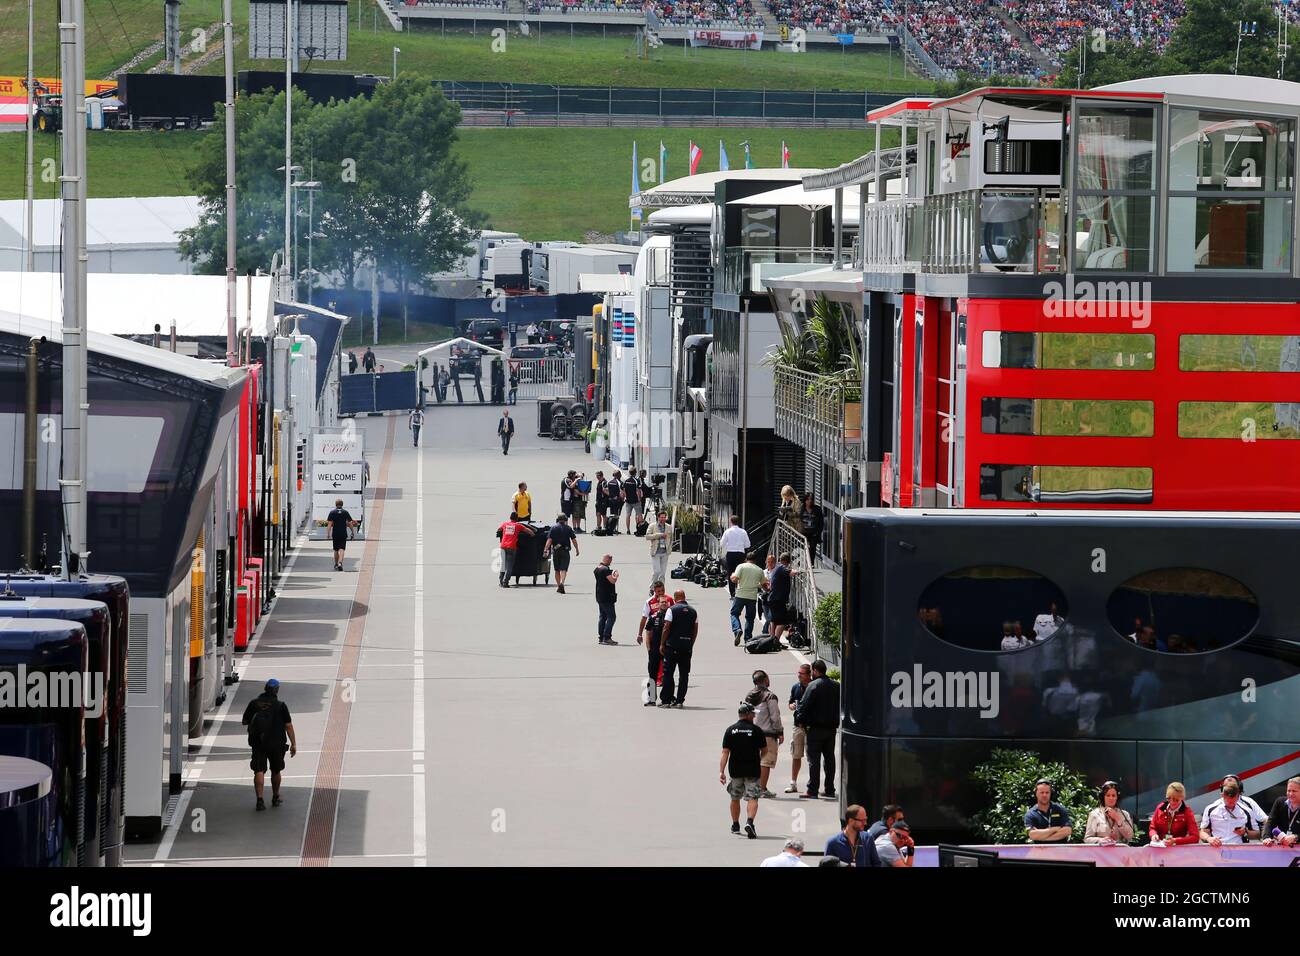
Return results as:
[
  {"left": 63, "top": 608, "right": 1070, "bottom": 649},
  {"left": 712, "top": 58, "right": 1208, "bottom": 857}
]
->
[{"left": 994, "top": 6, "right": 1056, "bottom": 73}]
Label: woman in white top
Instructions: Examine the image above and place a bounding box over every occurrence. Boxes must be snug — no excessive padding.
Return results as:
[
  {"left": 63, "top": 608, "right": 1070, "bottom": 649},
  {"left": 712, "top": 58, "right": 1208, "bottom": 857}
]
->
[{"left": 1084, "top": 781, "right": 1136, "bottom": 844}]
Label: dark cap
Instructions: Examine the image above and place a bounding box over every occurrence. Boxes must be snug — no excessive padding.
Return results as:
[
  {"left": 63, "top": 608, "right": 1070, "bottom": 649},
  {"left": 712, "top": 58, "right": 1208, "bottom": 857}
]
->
[
  {"left": 891, "top": 819, "right": 911, "bottom": 832},
  {"left": 738, "top": 702, "right": 755, "bottom": 715}
]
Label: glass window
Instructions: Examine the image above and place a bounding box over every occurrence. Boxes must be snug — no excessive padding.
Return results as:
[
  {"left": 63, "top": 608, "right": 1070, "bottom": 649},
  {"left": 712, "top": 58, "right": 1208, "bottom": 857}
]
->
[
  {"left": 1106, "top": 568, "right": 1259, "bottom": 653},
  {"left": 917, "top": 565, "right": 1068, "bottom": 653},
  {"left": 1178, "top": 401, "right": 1300, "bottom": 439},
  {"left": 979, "top": 464, "right": 1153, "bottom": 503},
  {"left": 740, "top": 207, "right": 777, "bottom": 247},
  {"left": 982, "top": 331, "right": 1155, "bottom": 370},
  {"left": 1168, "top": 111, "right": 1295, "bottom": 193},
  {"left": 1166, "top": 197, "right": 1293, "bottom": 271},
  {"left": 1180, "top": 334, "right": 1300, "bottom": 372},
  {"left": 1074, "top": 194, "right": 1154, "bottom": 271},
  {"left": 1076, "top": 106, "right": 1156, "bottom": 191},
  {"left": 981, "top": 398, "right": 1154, "bottom": 436}
]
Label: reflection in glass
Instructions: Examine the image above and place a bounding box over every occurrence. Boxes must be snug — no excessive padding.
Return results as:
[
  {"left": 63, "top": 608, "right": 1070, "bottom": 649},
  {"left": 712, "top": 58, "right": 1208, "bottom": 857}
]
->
[
  {"left": 1166, "top": 198, "right": 1293, "bottom": 271},
  {"left": 982, "top": 331, "right": 1155, "bottom": 370},
  {"left": 1178, "top": 401, "right": 1300, "bottom": 439},
  {"left": 1106, "top": 568, "right": 1260, "bottom": 654},
  {"left": 1180, "top": 334, "right": 1300, "bottom": 372},
  {"left": 1074, "top": 195, "right": 1154, "bottom": 271},
  {"left": 1168, "top": 110, "right": 1295, "bottom": 193},
  {"left": 981, "top": 397, "right": 1154, "bottom": 437},
  {"left": 979, "top": 464, "right": 1153, "bottom": 503},
  {"left": 917, "top": 565, "right": 1068, "bottom": 653},
  {"left": 1076, "top": 106, "right": 1156, "bottom": 191}
]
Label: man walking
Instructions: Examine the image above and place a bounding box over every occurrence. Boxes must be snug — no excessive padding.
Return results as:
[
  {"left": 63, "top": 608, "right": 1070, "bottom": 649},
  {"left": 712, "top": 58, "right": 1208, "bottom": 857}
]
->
[
  {"left": 794, "top": 659, "right": 840, "bottom": 800},
  {"left": 646, "top": 510, "right": 671, "bottom": 589},
  {"left": 637, "top": 580, "right": 674, "bottom": 704},
  {"left": 720, "top": 702, "right": 765, "bottom": 839},
  {"left": 604, "top": 471, "right": 624, "bottom": 534},
  {"left": 621, "top": 469, "right": 641, "bottom": 534},
  {"left": 729, "top": 551, "right": 766, "bottom": 647},
  {"left": 719, "top": 515, "right": 751, "bottom": 598},
  {"left": 594, "top": 554, "right": 619, "bottom": 645},
  {"left": 408, "top": 407, "right": 424, "bottom": 447},
  {"left": 326, "top": 498, "right": 357, "bottom": 571},
  {"left": 498, "top": 408, "right": 515, "bottom": 455},
  {"left": 347, "top": 351, "right": 358, "bottom": 374},
  {"left": 542, "top": 513, "right": 579, "bottom": 594},
  {"left": 745, "top": 669, "right": 784, "bottom": 798},
  {"left": 658, "top": 589, "right": 698, "bottom": 707},
  {"left": 496, "top": 511, "right": 535, "bottom": 588},
  {"left": 241, "top": 678, "right": 296, "bottom": 811},
  {"left": 512, "top": 481, "right": 532, "bottom": 521},
  {"left": 785, "top": 662, "right": 812, "bottom": 793},
  {"left": 362, "top": 347, "right": 376, "bottom": 373}
]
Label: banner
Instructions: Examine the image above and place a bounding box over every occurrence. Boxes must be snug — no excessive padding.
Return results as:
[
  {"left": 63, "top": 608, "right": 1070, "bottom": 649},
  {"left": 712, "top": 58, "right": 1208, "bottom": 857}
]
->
[
  {"left": 688, "top": 30, "right": 763, "bottom": 51},
  {"left": 0, "top": 76, "right": 117, "bottom": 125}
]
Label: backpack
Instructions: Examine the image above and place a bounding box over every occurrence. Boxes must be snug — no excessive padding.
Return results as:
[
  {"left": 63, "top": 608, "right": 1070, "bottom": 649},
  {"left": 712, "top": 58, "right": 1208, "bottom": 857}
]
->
[
  {"left": 745, "top": 635, "right": 784, "bottom": 654},
  {"left": 248, "top": 699, "right": 283, "bottom": 751}
]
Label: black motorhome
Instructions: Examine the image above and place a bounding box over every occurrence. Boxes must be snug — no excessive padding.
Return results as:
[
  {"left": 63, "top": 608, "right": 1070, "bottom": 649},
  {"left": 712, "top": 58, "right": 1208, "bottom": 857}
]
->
[{"left": 841, "top": 508, "right": 1300, "bottom": 843}]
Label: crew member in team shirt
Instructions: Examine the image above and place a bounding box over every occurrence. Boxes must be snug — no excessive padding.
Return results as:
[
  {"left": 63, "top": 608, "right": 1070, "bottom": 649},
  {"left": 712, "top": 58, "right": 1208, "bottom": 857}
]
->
[{"left": 1024, "top": 780, "right": 1072, "bottom": 843}]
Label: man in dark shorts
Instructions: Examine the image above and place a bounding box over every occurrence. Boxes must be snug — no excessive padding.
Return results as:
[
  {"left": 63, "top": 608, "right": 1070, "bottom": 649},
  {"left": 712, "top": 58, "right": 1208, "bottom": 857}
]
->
[
  {"left": 327, "top": 498, "right": 357, "bottom": 571},
  {"left": 241, "top": 678, "right": 296, "bottom": 811},
  {"left": 542, "top": 513, "right": 579, "bottom": 594}
]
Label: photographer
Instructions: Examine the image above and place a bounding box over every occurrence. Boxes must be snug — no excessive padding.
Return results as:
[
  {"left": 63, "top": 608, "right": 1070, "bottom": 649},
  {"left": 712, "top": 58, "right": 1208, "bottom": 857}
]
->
[{"left": 873, "top": 819, "right": 914, "bottom": 867}]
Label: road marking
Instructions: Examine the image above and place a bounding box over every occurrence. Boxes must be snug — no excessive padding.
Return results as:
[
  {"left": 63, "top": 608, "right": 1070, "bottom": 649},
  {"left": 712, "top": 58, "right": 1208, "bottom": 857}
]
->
[
  {"left": 301, "top": 415, "right": 397, "bottom": 867},
  {"left": 413, "top": 427, "right": 427, "bottom": 866}
]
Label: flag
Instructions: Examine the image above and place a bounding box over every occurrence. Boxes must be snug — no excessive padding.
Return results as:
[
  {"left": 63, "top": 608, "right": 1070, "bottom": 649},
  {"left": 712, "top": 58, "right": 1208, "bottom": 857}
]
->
[
  {"left": 689, "top": 141, "right": 702, "bottom": 175},
  {"left": 659, "top": 141, "right": 667, "bottom": 183},
  {"left": 742, "top": 140, "right": 753, "bottom": 169},
  {"left": 631, "top": 141, "right": 642, "bottom": 221},
  {"left": 782, "top": 141, "right": 791, "bottom": 169},
  {"left": 719, "top": 141, "right": 729, "bottom": 171}
]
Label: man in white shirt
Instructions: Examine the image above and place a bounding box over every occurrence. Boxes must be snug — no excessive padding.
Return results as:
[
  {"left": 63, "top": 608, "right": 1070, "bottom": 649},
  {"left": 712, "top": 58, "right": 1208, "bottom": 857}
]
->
[
  {"left": 760, "top": 838, "right": 809, "bottom": 867},
  {"left": 999, "top": 621, "right": 1028, "bottom": 651},
  {"left": 1033, "top": 602, "right": 1064, "bottom": 642},
  {"left": 719, "top": 514, "right": 751, "bottom": 598},
  {"left": 1201, "top": 782, "right": 1257, "bottom": 845}
]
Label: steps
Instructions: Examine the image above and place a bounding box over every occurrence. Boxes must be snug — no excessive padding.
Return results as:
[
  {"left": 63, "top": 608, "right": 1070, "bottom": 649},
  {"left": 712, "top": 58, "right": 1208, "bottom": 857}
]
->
[{"left": 994, "top": 5, "right": 1056, "bottom": 73}]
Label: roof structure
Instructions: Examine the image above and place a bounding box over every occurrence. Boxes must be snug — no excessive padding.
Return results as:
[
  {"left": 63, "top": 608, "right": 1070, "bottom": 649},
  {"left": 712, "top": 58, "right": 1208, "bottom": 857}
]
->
[
  {"left": 0, "top": 195, "right": 203, "bottom": 253},
  {"left": 630, "top": 168, "right": 823, "bottom": 209}
]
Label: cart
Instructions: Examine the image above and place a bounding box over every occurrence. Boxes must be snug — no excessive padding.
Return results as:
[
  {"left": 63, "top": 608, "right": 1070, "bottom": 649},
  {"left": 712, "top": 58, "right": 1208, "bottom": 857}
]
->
[{"left": 499, "top": 522, "right": 552, "bottom": 586}]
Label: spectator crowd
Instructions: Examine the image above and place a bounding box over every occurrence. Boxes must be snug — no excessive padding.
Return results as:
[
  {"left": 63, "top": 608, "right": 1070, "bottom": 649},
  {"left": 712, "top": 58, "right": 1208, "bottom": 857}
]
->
[{"left": 1003, "top": 0, "right": 1185, "bottom": 59}]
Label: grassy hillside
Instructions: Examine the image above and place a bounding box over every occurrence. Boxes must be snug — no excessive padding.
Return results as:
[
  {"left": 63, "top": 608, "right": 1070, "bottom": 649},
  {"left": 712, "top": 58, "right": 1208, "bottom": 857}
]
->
[
  {"left": 0, "top": 0, "right": 930, "bottom": 93},
  {"left": 0, "top": 125, "right": 878, "bottom": 238}
]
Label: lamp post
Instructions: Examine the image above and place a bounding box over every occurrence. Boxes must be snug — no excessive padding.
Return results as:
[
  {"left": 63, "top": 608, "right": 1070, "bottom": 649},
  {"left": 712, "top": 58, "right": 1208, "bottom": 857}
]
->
[
  {"left": 277, "top": 163, "right": 302, "bottom": 299},
  {"left": 294, "top": 179, "right": 322, "bottom": 304},
  {"left": 393, "top": 46, "right": 400, "bottom": 80},
  {"left": 1235, "top": 20, "right": 1258, "bottom": 74}
]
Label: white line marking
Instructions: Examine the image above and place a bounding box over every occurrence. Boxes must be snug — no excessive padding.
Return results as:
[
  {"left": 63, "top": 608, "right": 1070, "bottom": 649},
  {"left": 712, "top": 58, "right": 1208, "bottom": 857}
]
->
[{"left": 413, "top": 433, "right": 427, "bottom": 866}]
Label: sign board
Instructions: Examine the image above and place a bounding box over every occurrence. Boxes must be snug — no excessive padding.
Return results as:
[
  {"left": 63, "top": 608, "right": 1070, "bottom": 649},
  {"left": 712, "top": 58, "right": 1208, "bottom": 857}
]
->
[
  {"left": 313, "top": 462, "right": 364, "bottom": 492},
  {"left": 688, "top": 30, "right": 764, "bottom": 51},
  {"left": 249, "top": 0, "right": 349, "bottom": 62},
  {"left": 313, "top": 431, "right": 364, "bottom": 463},
  {"left": 312, "top": 428, "right": 366, "bottom": 539}
]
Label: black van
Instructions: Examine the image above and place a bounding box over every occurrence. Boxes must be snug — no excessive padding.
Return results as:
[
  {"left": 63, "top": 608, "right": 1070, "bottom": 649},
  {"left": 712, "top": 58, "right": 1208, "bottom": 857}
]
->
[{"left": 465, "top": 318, "right": 504, "bottom": 351}]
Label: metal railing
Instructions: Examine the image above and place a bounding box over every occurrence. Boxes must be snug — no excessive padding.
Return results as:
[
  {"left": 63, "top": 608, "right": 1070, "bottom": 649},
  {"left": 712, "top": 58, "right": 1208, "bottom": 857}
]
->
[
  {"left": 767, "top": 520, "right": 837, "bottom": 664},
  {"left": 721, "top": 246, "right": 836, "bottom": 296},
  {"left": 860, "top": 197, "right": 922, "bottom": 272},
  {"left": 772, "top": 364, "right": 863, "bottom": 463},
  {"left": 923, "top": 187, "right": 1063, "bottom": 274}
]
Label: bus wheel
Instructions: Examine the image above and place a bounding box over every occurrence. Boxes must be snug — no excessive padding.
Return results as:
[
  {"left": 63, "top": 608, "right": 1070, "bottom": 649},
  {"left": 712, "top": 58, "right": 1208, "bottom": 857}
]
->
[{"left": 161, "top": 117, "right": 174, "bottom": 131}]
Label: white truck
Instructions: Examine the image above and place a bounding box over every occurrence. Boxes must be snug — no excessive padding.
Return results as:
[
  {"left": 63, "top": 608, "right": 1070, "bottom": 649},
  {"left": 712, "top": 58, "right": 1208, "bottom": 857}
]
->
[{"left": 542, "top": 244, "right": 639, "bottom": 296}]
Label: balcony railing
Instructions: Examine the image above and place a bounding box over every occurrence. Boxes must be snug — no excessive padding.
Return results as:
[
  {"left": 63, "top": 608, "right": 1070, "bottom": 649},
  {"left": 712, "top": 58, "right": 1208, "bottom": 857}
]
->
[
  {"left": 721, "top": 246, "right": 836, "bottom": 296},
  {"left": 772, "top": 363, "right": 863, "bottom": 463},
  {"left": 922, "top": 187, "right": 1063, "bottom": 274},
  {"left": 860, "top": 197, "right": 923, "bottom": 272}
]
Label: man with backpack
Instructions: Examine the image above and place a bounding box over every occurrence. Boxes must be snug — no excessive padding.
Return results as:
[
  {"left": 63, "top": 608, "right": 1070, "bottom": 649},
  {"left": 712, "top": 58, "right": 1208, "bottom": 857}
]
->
[
  {"left": 746, "top": 669, "right": 784, "bottom": 798},
  {"left": 241, "top": 679, "right": 296, "bottom": 811}
]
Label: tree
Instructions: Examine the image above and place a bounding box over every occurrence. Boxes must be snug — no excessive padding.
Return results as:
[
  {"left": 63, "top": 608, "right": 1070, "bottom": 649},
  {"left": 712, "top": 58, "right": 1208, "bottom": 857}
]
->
[
  {"left": 1164, "top": 0, "right": 1294, "bottom": 80},
  {"left": 1054, "top": 39, "right": 1175, "bottom": 89},
  {"left": 970, "top": 749, "right": 1096, "bottom": 844},
  {"left": 179, "top": 88, "right": 315, "bottom": 275}
]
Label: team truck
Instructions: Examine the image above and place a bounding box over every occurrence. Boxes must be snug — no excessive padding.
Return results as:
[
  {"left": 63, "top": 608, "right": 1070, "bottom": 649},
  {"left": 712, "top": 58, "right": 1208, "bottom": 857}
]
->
[{"left": 116, "top": 73, "right": 224, "bottom": 130}]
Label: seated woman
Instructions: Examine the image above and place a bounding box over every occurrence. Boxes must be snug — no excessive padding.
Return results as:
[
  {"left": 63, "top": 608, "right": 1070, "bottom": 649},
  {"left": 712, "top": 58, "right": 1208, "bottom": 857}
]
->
[
  {"left": 1148, "top": 782, "right": 1200, "bottom": 846},
  {"left": 1084, "top": 781, "right": 1135, "bottom": 845}
]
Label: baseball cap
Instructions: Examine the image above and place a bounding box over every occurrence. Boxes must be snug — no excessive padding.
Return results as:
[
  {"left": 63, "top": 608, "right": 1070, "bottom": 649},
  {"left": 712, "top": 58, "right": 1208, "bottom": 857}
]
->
[
  {"left": 891, "top": 820, "right": 911, "bottom": 832},
  {"left": 738, "top": 702, "right": 755, "bottom": 715},
  {"left": 265, "top": 678, "right": 280, "bottom": 691}
]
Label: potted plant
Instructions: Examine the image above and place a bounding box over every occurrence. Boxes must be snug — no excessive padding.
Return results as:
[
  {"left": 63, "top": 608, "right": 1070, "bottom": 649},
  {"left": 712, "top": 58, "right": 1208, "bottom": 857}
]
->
[{"left": 673, "top": 506, "right": 704, "bottom": 553}]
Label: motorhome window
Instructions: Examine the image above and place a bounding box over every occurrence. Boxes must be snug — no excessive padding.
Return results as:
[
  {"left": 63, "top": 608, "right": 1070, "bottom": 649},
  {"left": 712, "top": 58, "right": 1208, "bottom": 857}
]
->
[
  {"left": 1179, "top": 334, "right": 1300, "bottom": 371},
  {"left": 1106, "top": 568, "right": 1259, "bottom": 653},
  {"left": 980, "top": 398, "right": 1154, "bottom": 436},
  {"left": 983, "top": 139, "right": 1061, "bottom": 176},
  {"left": 740, "top": 207, "right": 778, "bottom": 247},
  {"left": 981, "top": 331, "right": 1155, "bottom": 369},
  {"left": 979, "top": 464, "right": 1153, "bottom": 502},
  {"left": 1178, "top": 401, "right": 1300, "bottom": 439},
  {"left": 916, "top": 565, "right": 1068, "bottom": 652},
  {"left": 1074, "top": 105, "right": 1157, "bottom": 272}
]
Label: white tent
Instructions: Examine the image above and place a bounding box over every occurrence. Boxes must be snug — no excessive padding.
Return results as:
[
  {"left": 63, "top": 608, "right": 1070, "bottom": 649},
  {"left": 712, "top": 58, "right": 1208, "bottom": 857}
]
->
[
  {"left": 728, "top": 184, "right": 862, "bottom": 226},
  {"left": 0, "top": 196, "right": 204, "bottom": 274}
]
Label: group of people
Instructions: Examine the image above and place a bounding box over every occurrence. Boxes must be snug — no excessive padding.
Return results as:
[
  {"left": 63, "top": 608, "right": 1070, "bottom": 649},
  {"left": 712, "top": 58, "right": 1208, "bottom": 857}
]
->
[
  {"left": 1003, "top": 0, "right": 1184, "bottom": 59},
  {"left": 719, "top": 660, "right": 841, "bottom": 839},
  {"left": 762, "top": 802, "right": 913, "bottom": 867},
  {"left": 347, "top": 347, "right": 384, "bottom": 375},
  {"left": 723, "top": 545, "right": 799, "bottom": 646},
  {"left": 1025, "top": 775, "right": 1300, "bottom": 847},
  {"left": 768, "top": 0, "right": 888, "bottom": 32},
  {"left": 653, "top": 0, "right": 763, "bottom": 26},
  {"left": 777, "top": 485, "right": 824, "bottom": 562},
  {"left": 884, "top": 0, "right": 1041, "bottom": 76}
]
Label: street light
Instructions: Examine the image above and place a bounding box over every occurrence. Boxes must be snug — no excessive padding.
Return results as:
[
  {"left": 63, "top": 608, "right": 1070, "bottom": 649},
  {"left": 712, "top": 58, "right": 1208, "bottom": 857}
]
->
[
  {"left": 393, "top": 46, "right": 400, "bottom": 80},
  {"left": 277, "top": 163, "right": 303, "bottom": 298},
  {"left": 293, "top": 179, "right": 322, "bottom": 304},
  {"left": 1235, "top": 20, "right": 1258, "bottom": 74}
]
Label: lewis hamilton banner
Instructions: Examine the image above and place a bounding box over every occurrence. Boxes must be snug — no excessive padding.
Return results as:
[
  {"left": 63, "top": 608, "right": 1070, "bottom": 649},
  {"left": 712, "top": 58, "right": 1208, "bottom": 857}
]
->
[{"left": 688, "top": 30, "right": 764, "bottom": 50}]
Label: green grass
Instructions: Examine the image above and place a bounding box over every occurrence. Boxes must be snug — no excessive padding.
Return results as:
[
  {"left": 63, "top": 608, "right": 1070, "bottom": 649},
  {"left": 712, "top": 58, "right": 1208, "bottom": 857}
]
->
[
  {"left": 341, "top": 318, "right": 454, "bottom": 348},
  {"left": 0, "top": 0, "right": 929, "bottom": 94},
  {"left": 0, "top": 126, "right": 876, "bottom": 239}
]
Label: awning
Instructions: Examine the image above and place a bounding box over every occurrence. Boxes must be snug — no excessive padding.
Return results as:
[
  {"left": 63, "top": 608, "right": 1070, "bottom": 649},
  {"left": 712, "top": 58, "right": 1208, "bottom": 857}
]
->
[
  {"left": 727, "top": 184, "right": 861, "bottom": 224},
  {"left": 764, "top": 266, "right": 865, "bottom": 294}
]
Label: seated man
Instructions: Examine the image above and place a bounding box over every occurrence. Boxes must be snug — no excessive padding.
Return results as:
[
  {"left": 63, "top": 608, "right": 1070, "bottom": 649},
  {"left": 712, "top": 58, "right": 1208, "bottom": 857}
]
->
[
  {"left": 1024, "top": 780, "right": 1072, "bottom": 843},
  {"left": 1200, "top": 781, "right": 1258, "bottom": 846}
]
